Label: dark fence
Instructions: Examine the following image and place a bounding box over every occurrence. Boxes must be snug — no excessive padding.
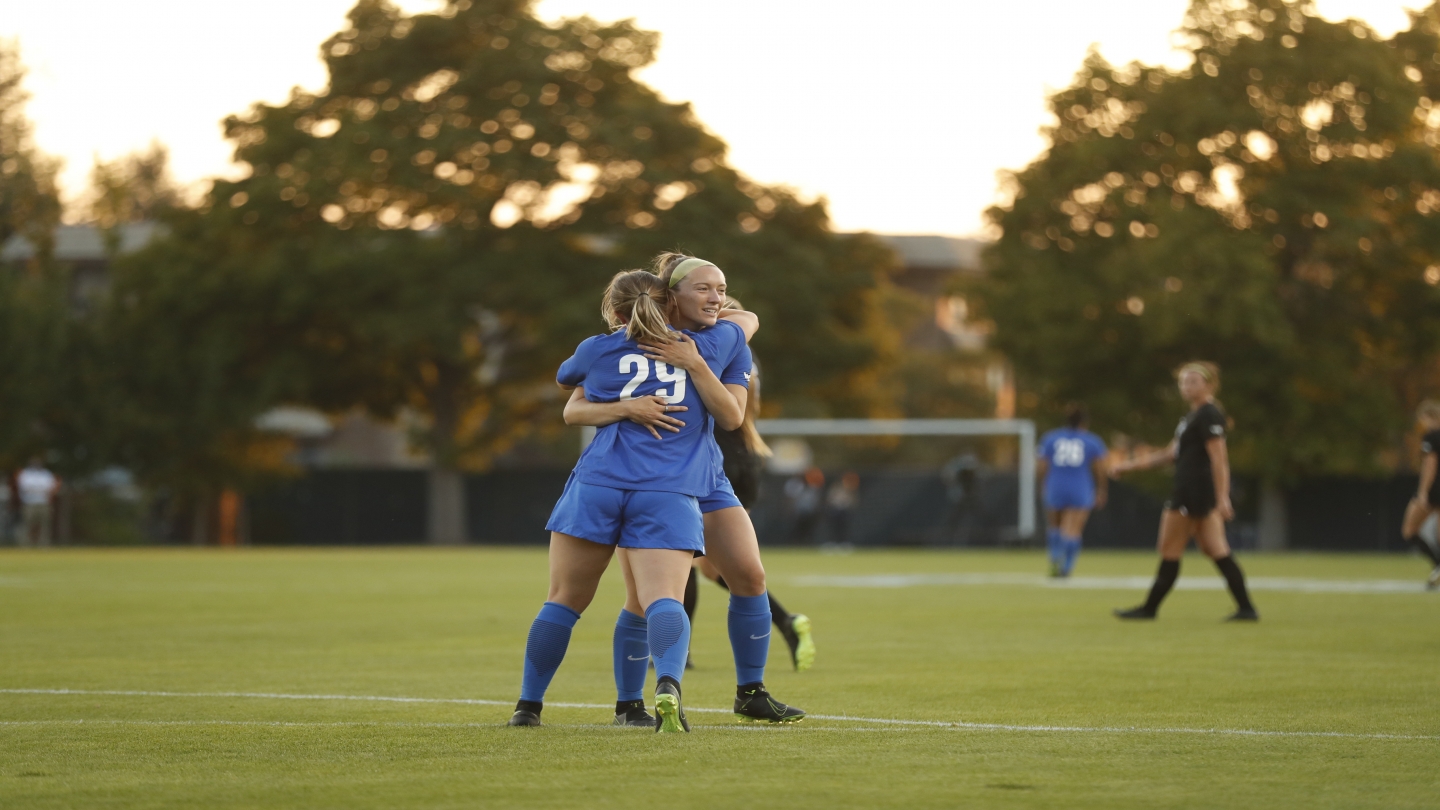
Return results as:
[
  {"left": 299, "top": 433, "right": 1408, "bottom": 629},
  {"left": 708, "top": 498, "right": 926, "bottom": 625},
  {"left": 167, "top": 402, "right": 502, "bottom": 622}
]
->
[
  {"left": 249, "top": 469, "right": 427, "bottom": 545},
  {"left": 1285, "top": 475, "right": 1417, "bottom": 552},
  {"left": 241, "top": 468, "right": 1421, "bottom": 551}
]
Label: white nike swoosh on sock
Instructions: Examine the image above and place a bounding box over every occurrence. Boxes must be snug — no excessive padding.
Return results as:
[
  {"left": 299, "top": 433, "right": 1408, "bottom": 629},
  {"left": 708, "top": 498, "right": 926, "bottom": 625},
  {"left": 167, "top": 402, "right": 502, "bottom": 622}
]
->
[
  {"left": 749, "top": 632, "right": 771, "bottom": 640},
  {"left": 626, "top": 655, "right": 648, "bottom": 661}
]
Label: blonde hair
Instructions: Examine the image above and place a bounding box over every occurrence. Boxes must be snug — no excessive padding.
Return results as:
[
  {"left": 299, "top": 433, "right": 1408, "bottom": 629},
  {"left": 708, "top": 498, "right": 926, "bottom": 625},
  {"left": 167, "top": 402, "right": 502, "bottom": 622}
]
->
[
  {"left": 651, "top": 251, "right": 722, "bottom": 318},
  {"left": 1418, "top": 399, "right": 1440, "bottom": 423},
  {"left": 652, "top": 251, "right": 696, "bottom": 287},
  {"left": 718, "top": 294, "right": 772, "bottom": 457},
  {"left": 1175, "top": 360, "right": 1221, "bottom": 393},
  {"left": 601, "top": 270, "right": 671, "bottom": 346}
]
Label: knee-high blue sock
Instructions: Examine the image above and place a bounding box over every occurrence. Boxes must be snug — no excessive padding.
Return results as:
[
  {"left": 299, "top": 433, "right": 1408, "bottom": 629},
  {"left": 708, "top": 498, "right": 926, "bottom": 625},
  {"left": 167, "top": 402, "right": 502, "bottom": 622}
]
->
[
  {"left": 612, "top": 609, "right": 649, "bottom": 702},
  {"left": 1061, "top": 535, "right": 1082, "bottom": 575},
  {"left": 728, "top": 592, "right": 772, "bottom": 686},
  {"left": 1046, "top": 528, "right": 1062, "bottom": 565},
  {"left": 519, "top": 602, "right": 580, "bottom": 703},
  {"left": 645, "top": 598, "right": 690, "bottom": 686}
]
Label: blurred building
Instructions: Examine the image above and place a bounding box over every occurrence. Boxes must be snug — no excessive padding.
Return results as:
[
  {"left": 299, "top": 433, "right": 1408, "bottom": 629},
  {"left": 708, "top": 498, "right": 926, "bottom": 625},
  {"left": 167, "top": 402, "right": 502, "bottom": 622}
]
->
[
  {"left": 874, "top": 234, "right": 1013, "bottom": 418},
  {"left": 0, "top": 222, "right": 159, "bottom": 304}
]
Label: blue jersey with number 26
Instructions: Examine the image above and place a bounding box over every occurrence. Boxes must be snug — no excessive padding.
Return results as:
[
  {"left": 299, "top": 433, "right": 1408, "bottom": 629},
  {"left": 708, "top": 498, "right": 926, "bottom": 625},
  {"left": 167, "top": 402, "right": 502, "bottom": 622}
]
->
[
  {"left": 1038, "top": 428, "right": 1107, "bottom": 498},
  {"left": 558, "top": 319, "right": 751, "bottom": 497}
]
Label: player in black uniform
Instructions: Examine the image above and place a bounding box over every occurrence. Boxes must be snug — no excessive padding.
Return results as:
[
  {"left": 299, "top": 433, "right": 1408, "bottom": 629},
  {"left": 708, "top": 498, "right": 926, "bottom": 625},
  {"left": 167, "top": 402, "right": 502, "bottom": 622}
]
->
[
  {"left": 684, "top": 329, "right": 816, "bottom": 671},
  {"left": 1399, "top": 400, "right": 1440, "bottom": 589},
  {"left": 1109, "top": 362, "right": 1258, "bottom": 621}
]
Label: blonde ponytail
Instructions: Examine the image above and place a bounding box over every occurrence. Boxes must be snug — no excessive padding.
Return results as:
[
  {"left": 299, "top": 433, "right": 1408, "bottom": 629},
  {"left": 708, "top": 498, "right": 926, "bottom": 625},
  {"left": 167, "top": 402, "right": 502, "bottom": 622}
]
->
[{"left": 601, "top": 270, "right": 673, "bottom": 346}]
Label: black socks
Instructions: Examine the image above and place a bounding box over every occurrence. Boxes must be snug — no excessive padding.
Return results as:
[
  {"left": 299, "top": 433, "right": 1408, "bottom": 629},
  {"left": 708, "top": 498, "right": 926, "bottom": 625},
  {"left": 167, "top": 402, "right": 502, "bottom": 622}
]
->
[
  {"left": 682, "top": 567, "right": 699, "bottom": 621},
  {"left": 1213, "top": 555, "right": 1254, "bottom": 612},
  {"left": 1405, "top": 535, "right": 1440, "bottom": 565},
  {"left": 1143, "top": 559, "right": 1181, "bottom": 613},
  {"left": 767, "top": 593, "right": 791, "bottom": 628}
]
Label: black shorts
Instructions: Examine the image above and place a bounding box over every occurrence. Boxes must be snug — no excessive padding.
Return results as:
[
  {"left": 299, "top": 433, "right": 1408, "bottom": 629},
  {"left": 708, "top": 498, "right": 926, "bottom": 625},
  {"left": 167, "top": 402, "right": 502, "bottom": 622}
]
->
[
  {"left": 725, "top": 457, "right": 763, "bottom": 510},
  {"left": 1427, "top": 487, "right": 1440, "bottom": 509},
  {"left": 1165, "top": 485, "right": 1216, "bottom": 518}
]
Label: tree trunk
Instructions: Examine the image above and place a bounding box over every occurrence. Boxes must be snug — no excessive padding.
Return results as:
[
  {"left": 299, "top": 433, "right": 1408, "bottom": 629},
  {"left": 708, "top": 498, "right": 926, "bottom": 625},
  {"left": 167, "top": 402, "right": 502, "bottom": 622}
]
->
[
  {"left": 190, "top": 494, "right": 211, "bottom": 546},
  {"left": 1257, "top": 481, "right": 1288, "bottom": 551},
  {"left": 427, "top": 466, "right": 466, "bottom": 545},
  {"left": 425, "top": 368, "right": 467, "bottom": 545}
]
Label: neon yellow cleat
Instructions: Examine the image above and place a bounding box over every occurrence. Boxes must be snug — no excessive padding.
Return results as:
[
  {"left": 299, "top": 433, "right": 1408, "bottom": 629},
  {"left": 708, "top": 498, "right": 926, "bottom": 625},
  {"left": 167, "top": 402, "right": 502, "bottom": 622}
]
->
[
  {"left": 789, "top": 614, "right": 816, "bottom": 672},
  {"left": 653, "top": 680, "right": 690, "bottom": 733}
]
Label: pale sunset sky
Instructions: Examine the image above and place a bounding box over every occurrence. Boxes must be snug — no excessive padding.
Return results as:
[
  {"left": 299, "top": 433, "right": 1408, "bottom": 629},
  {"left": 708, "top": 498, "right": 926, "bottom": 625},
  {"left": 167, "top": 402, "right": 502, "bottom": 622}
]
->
[{"left": 0, "top": 0, "right": 1426, "bottom": 236}]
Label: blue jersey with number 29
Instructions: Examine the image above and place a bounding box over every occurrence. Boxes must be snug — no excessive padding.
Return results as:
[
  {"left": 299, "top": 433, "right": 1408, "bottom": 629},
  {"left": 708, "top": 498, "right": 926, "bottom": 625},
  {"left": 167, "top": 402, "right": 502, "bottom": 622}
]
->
[{"left": 558, "top": 319, "right": 751, "bottom": 497}]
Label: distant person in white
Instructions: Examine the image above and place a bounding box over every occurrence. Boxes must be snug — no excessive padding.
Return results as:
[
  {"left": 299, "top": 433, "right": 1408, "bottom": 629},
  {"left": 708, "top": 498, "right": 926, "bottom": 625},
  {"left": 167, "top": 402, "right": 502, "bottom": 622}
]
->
[{"left": 17, "top": 459, "right": 59, "bottom": 548}]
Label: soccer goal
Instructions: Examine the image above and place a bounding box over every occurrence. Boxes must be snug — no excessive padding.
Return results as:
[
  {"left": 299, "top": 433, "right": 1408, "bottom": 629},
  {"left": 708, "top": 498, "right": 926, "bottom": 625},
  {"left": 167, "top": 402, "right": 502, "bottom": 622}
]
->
[{"left": 755, "top": 419, "right": 1038, "bottom": 540}]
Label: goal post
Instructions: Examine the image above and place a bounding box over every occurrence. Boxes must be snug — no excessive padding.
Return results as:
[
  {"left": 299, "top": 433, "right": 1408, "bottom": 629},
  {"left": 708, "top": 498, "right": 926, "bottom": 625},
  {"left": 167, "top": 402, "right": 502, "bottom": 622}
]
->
[
  {"left": 755, "top": 418, "right": 1038, "bottom": 540},
  {"left": 579, "top": 417, "right": 1038, "bottom": 540}
]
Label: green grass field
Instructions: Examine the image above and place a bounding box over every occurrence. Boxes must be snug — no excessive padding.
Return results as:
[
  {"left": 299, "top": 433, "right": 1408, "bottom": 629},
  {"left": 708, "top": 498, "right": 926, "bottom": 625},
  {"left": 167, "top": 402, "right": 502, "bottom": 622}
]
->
[{"left": 1, "top": 547, "right": 1437, "bottom": 809}]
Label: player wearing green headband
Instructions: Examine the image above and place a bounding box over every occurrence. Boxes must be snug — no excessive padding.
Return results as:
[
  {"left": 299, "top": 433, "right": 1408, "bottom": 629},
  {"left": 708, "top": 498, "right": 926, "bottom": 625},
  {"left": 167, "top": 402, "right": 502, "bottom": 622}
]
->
[{"left": 564, "top": 252, "right": 808, "bottom": 725}]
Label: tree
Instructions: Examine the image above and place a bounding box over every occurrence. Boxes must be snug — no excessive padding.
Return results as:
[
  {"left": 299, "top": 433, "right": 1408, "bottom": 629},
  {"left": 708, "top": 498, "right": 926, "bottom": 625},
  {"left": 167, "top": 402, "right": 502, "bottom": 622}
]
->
[
  {"left": 0, "top": 42, "right": 68, "bottom": 471},
  {"left": 972, "top": 0, "right": 1440, "bottom": 484},
  {"left": 213, "top": 0, "right": 898, "bottom": 542}
]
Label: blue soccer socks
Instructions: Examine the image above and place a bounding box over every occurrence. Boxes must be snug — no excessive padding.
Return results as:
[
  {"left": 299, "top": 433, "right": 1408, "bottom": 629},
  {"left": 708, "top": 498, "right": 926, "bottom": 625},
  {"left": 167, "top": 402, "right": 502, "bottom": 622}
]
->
[
  {"left": 727, "top": 592, "right": 772, "bottom": 687},
  {"left": 1060, "top": 535, "right": 1082, "bottom": 576},
  {"left": 1046, "top": 527, "right": 1063, "bottom": 572},
  {"left": 612, "top": 609, "right": 649, "bottom": 702},
  {"left": 645, "top": 598, "right": 691, "bottom": 685},
  {"left": 519, "top": 601, "right": 581, "bottom": 703}
]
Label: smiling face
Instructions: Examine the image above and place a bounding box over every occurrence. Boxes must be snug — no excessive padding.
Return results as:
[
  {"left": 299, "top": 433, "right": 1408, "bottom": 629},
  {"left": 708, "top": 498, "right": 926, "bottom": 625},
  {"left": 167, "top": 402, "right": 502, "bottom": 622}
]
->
[
  {"left": 1178, "top": 370, "right": 1212, "bottom": 404},
  {"left": 668, "top": 264, "right": 726, "bottom": 330}
]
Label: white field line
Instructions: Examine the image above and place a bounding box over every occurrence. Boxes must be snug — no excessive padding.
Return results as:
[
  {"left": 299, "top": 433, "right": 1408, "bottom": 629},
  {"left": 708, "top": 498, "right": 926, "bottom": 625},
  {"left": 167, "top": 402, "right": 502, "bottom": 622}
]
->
[
  {"left": 2, "top": 688, "right": 1436, "bottom": 741},
  {"left": 791, "top": 573, "right": 1433, "bottom": 594}
]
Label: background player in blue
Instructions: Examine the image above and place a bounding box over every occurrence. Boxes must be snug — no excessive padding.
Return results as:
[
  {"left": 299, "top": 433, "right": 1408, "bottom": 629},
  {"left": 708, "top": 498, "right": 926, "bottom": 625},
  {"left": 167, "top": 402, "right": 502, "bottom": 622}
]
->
[
  {"left": 562, "top": 255, "right": 804, "bottom": 726},
  {"left": 507, "top": 269, "right": 751, "bottom": 733},
  {"left": 1036, "top": 405, "right": 1108, "bottom": 577},
  {"left": 1399, "top": 400, "right": 1440, "bottom": 589}
]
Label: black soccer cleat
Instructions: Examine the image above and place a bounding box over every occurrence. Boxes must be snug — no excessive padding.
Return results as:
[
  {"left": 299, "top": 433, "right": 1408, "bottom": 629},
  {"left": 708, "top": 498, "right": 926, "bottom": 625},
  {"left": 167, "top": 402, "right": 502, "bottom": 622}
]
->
[
  {"left": 507, "top": 699, "right": 543, "bottom": 727},
  {"left": 654, "top": 677, "right": 690, "bottom": 733},
  {"left": 734, "top": 684, "right": 806, "bottom": 724},
  {"left": 1113, "top": 605, "right": 1157, "bottom": 620},
  {"left": 613, "top": 700, "right": 656, "bottom": 728},
  {"left": 1224, "top": 608, "right": 1260, "bottom": 622}
]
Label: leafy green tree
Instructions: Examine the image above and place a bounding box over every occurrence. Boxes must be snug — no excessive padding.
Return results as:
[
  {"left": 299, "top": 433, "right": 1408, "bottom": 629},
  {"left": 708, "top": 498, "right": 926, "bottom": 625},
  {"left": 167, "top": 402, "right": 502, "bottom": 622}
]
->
[
  {"left": 212, "top": 0, "right": 897, "bottom": 542},
  {"left": 0, "top": 43, "right": 67, "bottom": 471},
  {"left": 973, "top": 0, "right": 1440, "bottom": 482},
  {"left": 88, "top": 143, "right": 177, "bottom": 250},
  {"left": 0, "top": 43, "right": 59, "bottom": 259}
]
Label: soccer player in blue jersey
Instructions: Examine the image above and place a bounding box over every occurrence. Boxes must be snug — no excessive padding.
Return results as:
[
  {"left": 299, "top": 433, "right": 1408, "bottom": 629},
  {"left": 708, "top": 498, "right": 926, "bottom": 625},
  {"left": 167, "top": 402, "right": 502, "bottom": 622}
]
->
[
  {"left": 563, "top": 254, "right": 806, "bottom": 727},
  {"left": 508, "top": 268, "right": 752, "bottom": 733},
  {"left": 1036, "top": 406, "right": 1108, "bottom": 577}
]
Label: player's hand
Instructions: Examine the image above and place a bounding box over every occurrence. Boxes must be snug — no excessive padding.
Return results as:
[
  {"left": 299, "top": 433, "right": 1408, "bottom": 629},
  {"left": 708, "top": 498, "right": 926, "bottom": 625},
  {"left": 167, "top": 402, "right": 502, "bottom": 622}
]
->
[
  {"left": 1095, "top": 491, "right": 1109, "bottom": 510},
  {"left": 621, "top": 395, "right": 687, "bottom": 439},
  {"left": 638, "top": 332, "right": 703, "bottom": 372},
  {"left": 1216, "top": 496, "right": 1235, "bottom": 521}
]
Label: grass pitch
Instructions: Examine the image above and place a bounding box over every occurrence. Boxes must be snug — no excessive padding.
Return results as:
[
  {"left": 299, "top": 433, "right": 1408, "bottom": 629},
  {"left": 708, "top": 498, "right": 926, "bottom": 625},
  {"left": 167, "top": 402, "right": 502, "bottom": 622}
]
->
[{"left": 1, "top": 547, "right": 1437, "bottom": 809}]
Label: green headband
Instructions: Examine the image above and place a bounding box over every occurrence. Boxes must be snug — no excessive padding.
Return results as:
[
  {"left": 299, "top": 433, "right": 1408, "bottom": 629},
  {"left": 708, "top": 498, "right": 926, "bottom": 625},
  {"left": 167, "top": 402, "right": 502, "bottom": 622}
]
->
[
  {"left": 1178, "top": 363, "right": 1213, "bottom": 382},
  {"left": 668, "top": 257, "right": 717, "bottom": 288}
]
